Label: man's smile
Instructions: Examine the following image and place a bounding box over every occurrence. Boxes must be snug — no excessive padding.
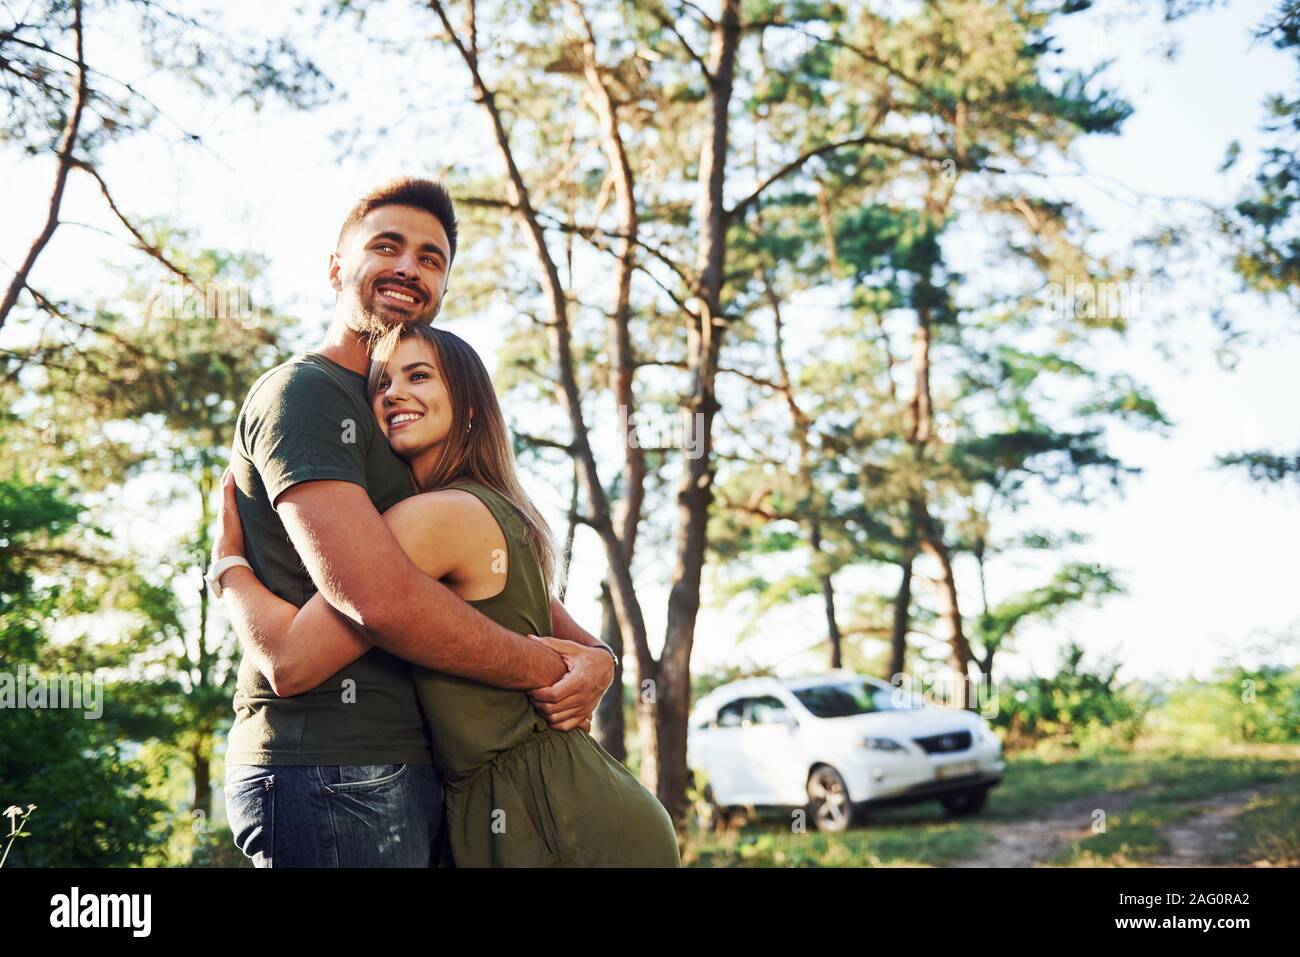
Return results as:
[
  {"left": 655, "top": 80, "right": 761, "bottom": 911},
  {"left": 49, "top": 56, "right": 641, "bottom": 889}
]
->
[{"left": 375, "top": 281, "right": 425, "bottom": 306}]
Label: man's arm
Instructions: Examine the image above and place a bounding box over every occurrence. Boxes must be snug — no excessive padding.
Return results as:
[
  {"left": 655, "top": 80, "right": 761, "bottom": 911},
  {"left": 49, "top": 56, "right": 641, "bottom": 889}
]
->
[
  {"left": 219, "top": 564, "right": 372, "bottom": 697},
  {"left": 275, "top": 480, "right": 566, "bottom": 689}
]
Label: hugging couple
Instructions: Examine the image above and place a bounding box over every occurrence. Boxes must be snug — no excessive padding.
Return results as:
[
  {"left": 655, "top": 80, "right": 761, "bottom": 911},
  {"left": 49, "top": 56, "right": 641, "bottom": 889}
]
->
[{"left": 209, "top": 176, "right": 679, "bottom": 868}]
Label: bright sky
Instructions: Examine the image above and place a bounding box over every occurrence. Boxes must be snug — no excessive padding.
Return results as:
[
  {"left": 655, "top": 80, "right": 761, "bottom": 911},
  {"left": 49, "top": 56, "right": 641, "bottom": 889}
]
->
[{"left": 2, "top": 0, "right": 1296, "bottom": 690}]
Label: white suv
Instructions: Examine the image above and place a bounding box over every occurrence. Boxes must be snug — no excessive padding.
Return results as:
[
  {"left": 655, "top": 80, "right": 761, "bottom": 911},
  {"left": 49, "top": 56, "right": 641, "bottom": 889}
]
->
[{"left": 687, "top": 672, "right": 1005, "bottom": 832}]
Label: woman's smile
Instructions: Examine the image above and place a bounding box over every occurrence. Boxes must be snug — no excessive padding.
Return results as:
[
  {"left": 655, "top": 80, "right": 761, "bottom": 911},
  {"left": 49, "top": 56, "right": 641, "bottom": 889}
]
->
[{"left": 387, "top": 408, "right": 425, "bottom": 431}]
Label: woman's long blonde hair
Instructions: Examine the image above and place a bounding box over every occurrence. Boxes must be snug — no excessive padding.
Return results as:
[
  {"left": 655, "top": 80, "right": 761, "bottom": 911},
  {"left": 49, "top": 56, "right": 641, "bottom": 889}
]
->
[{"left": 367, "top": 323, "right": 561, "bottom": 592}]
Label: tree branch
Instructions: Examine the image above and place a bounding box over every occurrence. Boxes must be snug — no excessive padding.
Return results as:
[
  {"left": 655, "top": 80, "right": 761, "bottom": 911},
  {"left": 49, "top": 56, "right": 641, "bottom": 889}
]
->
[
  {"left": 0, "top": 0, "right": 87, "bottom": 333},
  {"left": 70, "top": 159, "right": 199, "bottom": 288},
  {"left": 461, "top": 195, "right": 694, "bottom": 288},
  {"left": 516, "top": 431, "right": 575, "bottom": 454},
  {"left": 728, "top": 132, "right": 998, "bottom": 225},
  {"left": 24, "top": 284, "right": 154, "bottom": 361},
  {"left": 649, "top": 3, "right": 713, "bottom": 82}
]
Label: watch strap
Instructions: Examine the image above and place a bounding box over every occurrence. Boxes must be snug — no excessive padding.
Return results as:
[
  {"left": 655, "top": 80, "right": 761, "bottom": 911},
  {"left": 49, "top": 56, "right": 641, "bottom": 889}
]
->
[{"left": 206, "top": 556, "right": 252, "bottom": 598}]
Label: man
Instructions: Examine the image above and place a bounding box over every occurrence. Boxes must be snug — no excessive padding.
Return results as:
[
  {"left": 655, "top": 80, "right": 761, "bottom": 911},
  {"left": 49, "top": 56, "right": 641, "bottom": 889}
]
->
[{"left": 212, "top": 177, "right": 614, "bottom": 867}]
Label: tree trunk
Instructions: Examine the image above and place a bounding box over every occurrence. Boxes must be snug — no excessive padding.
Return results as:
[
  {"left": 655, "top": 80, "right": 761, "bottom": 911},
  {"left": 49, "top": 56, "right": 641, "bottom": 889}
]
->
[
  {"left": 890, "top": 548, "right": 915, "bottom": 680},
  {"left": 192, "top": 742, "right": 211, "bottom": 819},
  {"left": 811, "top": 521, "right": 842, "bottom": 669},
  {"left": 635, "top": 656, "right": 661, "bottom": 790},
  {"left": 592, "top": 582, "right": 626, "bottom": 763},
  {"left": 973, "top": 544, "right": 993, "bottom": 680},
  {"left": 429, "top": 0, "right": 653, "bottom": 706},
  {"left": 821, "top": 574, "right": 842, "bottom": 669},
  {"left": 907, "top": 237, "right": 973, "bottom": 705},
  {"left": 765, "top": 258, "right": 840, "bottom": 671},
  {"left": 650, "top": 0, "right": 742, "bottom": 824},
  {"left": 920, "top": 535, "right": 974, "bottom": 709},
  {"left": 578, "top": 15, "right": 645, "bottom": 764},
  {"left": 979, "top": 646, "right": 996, "bottom": 682},
  {"left": 654, "top": 412, "right": 713, "bottom": 815}
]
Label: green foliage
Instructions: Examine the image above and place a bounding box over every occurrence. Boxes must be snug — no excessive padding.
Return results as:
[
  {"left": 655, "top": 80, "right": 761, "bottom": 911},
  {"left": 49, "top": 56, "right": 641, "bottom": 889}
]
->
[
  {"left": 950, "top": 427, "right": 1129, "bottom": 492},
  {"left": 1217, "top": 449, "right": 1300, "bottom": 484},
  {"left": 1, "top": 225, "right": 297, "bottom": 864},
  {"left": 1214, "top": 6, "right": 1298, "bottom": 488},
  {"left": 1151, "top": 665, "right": 1300, "bottom": 747},
  {"left": 838, "top": 204, "right": 945, "bottom": 292},
  {"left": 973, "top": 561, "right": 1124, "bottom": 664},
  {"left": 991, "top": 642, "right": 1152, "bottom": 750},
  {"left": 0, "top": 709, "right": 167, "bottom": 867},
  {"left": 0, "top": 470, "right": 83, "bottom": 662},
  {"left": 1219, "top": 1, "right": 1300, "bottom": 306},
  {"left": 0, "top": 474, "right": 166, "bottom": 866}
]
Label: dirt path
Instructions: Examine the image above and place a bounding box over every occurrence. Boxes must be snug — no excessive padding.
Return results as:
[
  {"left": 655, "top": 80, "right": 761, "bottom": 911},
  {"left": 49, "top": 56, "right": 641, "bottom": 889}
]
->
[
  {"left": 953, "top": 784, "right": 1275, "bottom": 868},
  {"left": 1145, "top": 785, "right": 1276, "bottom": 868}
]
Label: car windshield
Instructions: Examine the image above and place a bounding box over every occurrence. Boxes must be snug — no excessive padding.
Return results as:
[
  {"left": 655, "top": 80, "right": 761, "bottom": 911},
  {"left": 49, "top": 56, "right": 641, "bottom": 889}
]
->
[{"left": 791, "top": 681, "right": 913, "bottom": 718}]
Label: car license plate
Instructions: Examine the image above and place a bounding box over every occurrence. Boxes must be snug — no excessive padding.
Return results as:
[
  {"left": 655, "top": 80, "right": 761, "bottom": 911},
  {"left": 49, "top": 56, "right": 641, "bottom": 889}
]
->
[{"left": 936, "top": 760, "right": 977, "bottom": 780}]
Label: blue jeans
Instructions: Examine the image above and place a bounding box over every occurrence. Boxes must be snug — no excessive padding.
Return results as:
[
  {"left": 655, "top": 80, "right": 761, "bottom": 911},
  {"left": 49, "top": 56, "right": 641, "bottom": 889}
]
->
[{"left": 224, "top": 763, "right": 443, "bottom": 868}]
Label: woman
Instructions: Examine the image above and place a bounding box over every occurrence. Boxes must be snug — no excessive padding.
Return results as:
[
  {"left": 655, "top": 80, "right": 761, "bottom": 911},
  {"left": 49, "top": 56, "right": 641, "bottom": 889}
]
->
[{"left": 212, "top": 323, "right": 680, "bottom": 867}]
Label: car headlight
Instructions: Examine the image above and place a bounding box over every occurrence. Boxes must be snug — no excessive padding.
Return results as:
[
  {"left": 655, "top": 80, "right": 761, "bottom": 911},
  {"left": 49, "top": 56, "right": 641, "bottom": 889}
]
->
[{"left": 859, "top": 736, "right": 905, "bottom": 751}]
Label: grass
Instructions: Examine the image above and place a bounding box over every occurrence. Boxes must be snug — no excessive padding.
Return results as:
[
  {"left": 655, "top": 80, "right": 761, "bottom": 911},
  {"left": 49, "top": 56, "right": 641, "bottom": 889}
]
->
[
  {"left": 1040, "top": 742, "right": 1300, "bottom": 866},
  {"left": 978, "top": 740, "right": 1299, "bottom": 820},
  {"left": 1050, "top": 756, "right": 1300, "bottom": 867},
  {"left": 681, "top": 741, "right": 1300, "bottom": 868},
  {"left": 1226, "top": 774, "right": 1300, "bottom": 866},
  {"left": 682, "top": 817, "right": 984, "bottom": 868}
]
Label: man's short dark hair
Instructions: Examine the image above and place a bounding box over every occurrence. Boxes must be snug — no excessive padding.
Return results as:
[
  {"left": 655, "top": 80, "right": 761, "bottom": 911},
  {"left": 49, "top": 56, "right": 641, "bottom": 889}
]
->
[{"left": 337, "top": 177, "right": 459, "bottom": 263}]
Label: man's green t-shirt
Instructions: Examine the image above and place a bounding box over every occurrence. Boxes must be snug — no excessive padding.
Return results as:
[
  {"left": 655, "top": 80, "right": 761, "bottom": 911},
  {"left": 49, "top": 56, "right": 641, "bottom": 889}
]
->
[{"left": 224, "top": 352, "right": 434, "bottom": 766}]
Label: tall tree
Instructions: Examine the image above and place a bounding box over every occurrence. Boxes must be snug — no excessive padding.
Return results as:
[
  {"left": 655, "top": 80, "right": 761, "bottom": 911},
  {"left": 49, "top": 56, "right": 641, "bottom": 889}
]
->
[
  {"left": 3, "top": 233, "right": 295, "bottom": 828},
  {"left": 0, "top": 0, "right": 330, "bottom": 332},
  {"left": 0, "top": 458, "right": 167, "bottom": 866},
  {"left": 1218, "top": 0, "right": 1300, "bottom": 483}
]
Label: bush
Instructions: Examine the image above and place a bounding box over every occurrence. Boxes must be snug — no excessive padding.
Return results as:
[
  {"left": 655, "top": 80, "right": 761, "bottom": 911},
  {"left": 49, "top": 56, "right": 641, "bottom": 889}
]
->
[
  {"left": 0, "top": 706, "right": 167, "bottom": 867},
  {"left": 1148, "top": 665, "right": 1300, "bottom": 747},
  {"left": 0, "top": 475, "right": 167, "bottom": 866},
  {"left": 990, "top": 642, "right": 1151, "bottom": 752}
]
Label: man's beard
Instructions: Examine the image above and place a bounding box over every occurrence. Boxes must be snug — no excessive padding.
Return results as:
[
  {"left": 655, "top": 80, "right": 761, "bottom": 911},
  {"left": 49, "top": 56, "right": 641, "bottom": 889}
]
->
[{"left": 348, "top": 283, "right": 440, "bottom": 348}]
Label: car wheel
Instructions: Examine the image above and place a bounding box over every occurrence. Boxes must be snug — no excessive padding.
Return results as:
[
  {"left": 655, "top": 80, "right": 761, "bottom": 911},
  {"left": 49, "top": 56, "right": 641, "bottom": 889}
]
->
[
  {"left": 687, "top": 772, "right": 728, "bottom": 832},
  {"left": 701, "top": 784, "right": 733, "bottom": 832},
  {"left": 807, "top": 765, "right": 854, "bottom": 833},
  {"left": 941, "top": 786, "right": 989, "bottom": 817}
]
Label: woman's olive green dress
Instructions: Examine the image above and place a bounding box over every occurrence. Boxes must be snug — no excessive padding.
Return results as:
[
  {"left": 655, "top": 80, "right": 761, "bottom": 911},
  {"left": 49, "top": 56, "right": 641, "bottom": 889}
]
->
[{"left": 412, "top": 480, "right": 680, "bottom": 868}]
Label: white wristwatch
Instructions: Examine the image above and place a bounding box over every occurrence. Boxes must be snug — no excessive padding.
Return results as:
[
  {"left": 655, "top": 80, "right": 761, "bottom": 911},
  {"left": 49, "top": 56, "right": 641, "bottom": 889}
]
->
[{"left": 206, "top": 556, "right": 252, "bottom": 598}]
